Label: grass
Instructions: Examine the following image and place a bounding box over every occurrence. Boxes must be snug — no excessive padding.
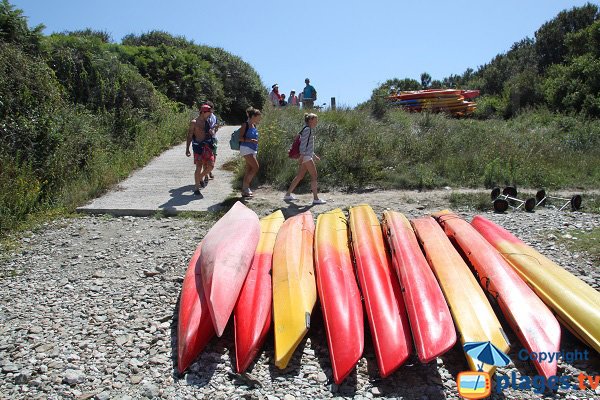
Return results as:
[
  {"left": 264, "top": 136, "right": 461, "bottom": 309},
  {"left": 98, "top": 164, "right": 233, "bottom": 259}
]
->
[
  {"left": 249, "top": 107, "right": 600, "bottom": 195},
  {"left": 557, "top": 227, "right": 600, "bottom": 265}
]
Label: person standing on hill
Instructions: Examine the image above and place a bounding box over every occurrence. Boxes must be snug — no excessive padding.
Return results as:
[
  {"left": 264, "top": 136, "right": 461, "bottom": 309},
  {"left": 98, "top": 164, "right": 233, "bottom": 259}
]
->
[
  {"left": 288, "top": 90, "right": 299, "bottom": 106},
  {"left": 239, "top": 107, "right": 262, "bottom": 197},
  {"left": 302, "top": 78, "right": 317, "bottom": 109},
  {"left": 269, "top": 84, "right": 281, "bottom": 107},
  {"left": 186, "top": 104, "right": 216, "bottom": 195},
  {"left": 283, "top": 113, "right": 326, "bottom": 205}
]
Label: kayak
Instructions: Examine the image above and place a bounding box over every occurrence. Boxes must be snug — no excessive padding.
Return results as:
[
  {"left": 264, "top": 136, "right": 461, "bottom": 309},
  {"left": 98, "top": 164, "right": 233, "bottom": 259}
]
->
[
  {"left": 314, "top": 209, "right": 364, "bottom": 384},
  {"left": 472, "top": 215, "right": 600, "bottom": 354},
  {"left": 272, "top": 211, "right": 317, "bottom": 369},
  {"left": 411, "top": 216, "right": 509, "bottom": 374},
  {"left": 382, "top": 211, "right": 456, "bottom": 363},
  {"left": 434, "top": 211, "right": 560, "bottom": 378},
  {"left": 177, "top": 242, "right": 215, "bottom": 373},
  {"left": 234, "top": 210, "right": 285, "bottom": 373},
  {"left": 200, "top": 201, "right": 260, "bottom": 336},
  {"left": 348, "top": 205, "right": 412, "bottom": 377}
]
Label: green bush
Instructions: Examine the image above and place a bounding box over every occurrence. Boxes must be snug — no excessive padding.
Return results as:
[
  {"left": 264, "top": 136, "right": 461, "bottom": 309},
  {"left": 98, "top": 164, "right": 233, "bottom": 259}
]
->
[{"left": 252, "top": 107, "right": 600, "bottom": 192}]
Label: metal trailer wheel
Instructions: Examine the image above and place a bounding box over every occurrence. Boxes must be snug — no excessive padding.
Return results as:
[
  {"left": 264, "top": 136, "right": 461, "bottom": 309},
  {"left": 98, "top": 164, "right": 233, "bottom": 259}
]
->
[
  {"left": 493, "top": 198, "right": 509, "bottom": 213},
  {"left": 491, "top": 187, "right": 501, "bottom": 200},
  {"left": 571, "top": 195, "right": 582, "bottom": 210},
  {"left": 536, "top": 189, "right": 547, "bottom": 206},
  {"left": 524, "top": 198, "right": 536, "bottom": 212},
  {"left": 503, "top": 186, "right": 518, "bottom": 197}
]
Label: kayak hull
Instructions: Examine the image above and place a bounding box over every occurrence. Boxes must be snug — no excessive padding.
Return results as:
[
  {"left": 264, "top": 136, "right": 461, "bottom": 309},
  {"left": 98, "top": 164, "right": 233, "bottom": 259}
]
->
[
  {"left": 315, "top": 209, "right": 364, "bottom": 384},
  {"left": 411, "top": 216, "right": 509, "bottom": 374},
  {"left": 434, "top": 211, "right": 560, "bottom": 378},
  {"left": 234, "top": 211, "right": 285, "bottom": 373},
  {"left": 472, "top": 215, "right": 600, "bottom": 354},
  {"left": 177, "top": 243, "right": 216, "bottom": 373},
  {"left": 382, "top": 211, "right": 456, "bottom": 363},
  {"left": 272, "top": 211, "right": 317, "bottom": 369},
  {"left": 349, "top": 205, "right": 412, "bottom": 377},
  {"left": 200, "top": 201, "right": 260, "bottom": 337}
]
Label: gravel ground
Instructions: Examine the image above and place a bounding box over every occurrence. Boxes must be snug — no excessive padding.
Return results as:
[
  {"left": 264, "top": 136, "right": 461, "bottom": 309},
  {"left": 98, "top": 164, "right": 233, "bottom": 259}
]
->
[{"left": 1, "top": 190, "right": 599, "bottom": 400}]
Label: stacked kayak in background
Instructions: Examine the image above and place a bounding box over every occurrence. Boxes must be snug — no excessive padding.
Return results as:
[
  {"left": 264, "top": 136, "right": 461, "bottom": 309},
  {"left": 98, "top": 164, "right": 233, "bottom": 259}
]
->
[
  {"left": 387, "top": 89, "right": 478, "bottom": 116},
  {"left": 177, "top": 201, "right": 599, "bottom": 383}
]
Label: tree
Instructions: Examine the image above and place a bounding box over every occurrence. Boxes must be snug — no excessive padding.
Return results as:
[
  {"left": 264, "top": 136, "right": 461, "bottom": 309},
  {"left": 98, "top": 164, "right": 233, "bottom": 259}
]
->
[
  {"left": 420, "top": 72, "right": 432, "bottom": 89},
  {"left": 0, "top": 0, "right": 44, "bottom": 54},
  {"left": 535, "top": 3, "right": 599, "bottom": 71}
]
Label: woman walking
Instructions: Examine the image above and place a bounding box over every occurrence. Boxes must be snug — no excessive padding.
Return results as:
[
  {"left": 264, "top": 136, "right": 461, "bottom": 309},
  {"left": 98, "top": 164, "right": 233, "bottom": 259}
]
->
[
  {"left": 284, "top": 113, "right": 326, "bottom": 205},
  {"left": 239, "top": 107, "right": 262, "bottom": 197}
]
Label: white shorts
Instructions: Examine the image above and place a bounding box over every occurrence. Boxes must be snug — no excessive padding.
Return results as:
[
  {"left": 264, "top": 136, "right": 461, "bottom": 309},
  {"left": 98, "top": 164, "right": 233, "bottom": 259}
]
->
[
  {"left": 301, "top": 155, "right": 313, "bottom": 163},
  {"left": 240, "top": 146, "right": 257, "bottom": 157}
]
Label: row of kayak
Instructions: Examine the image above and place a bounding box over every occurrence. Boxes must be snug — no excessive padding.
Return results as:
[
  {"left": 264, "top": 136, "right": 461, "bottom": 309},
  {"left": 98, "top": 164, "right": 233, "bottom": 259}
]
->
[
  {"left": 387, "top": 89, "right": 479, "bottom": 116},
  {"left": 177, "top": 202, "right": 600, "bottom": 385}
]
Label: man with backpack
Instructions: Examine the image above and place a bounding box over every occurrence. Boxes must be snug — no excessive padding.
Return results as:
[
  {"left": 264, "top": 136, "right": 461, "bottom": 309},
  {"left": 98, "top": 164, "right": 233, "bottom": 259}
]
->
[
  {"left": 185, "top": 104, "right": 217, "bottom": 195},
  {"left": 302, "top": 78, "right": 317, "bottom": 109}
]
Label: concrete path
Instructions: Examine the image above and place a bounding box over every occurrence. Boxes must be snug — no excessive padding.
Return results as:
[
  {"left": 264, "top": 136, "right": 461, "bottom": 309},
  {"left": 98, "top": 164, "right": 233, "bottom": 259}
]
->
[{"left": 77, "top": 126, "right": 240, "bottom": 216}]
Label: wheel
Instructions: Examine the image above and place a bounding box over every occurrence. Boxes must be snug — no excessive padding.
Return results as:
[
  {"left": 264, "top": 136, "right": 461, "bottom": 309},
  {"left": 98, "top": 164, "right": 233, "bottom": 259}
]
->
[
  {"left": 525, "top": 198, "right": 536, "bottom": 212},
  {"left": 535, "top": 189, "right": 546, "bottom": 206},
  {"left": 503, "top": 186, "right": 518, "bottom": 198},
  {"left": 491, "top": 187, "right": 501, "bottom": 200},
  {"left": 493, "top": 198, "right": 509, "bottom": 213},
  {"left": 571, "top": 195, "right": 582, "bottom": 210}
]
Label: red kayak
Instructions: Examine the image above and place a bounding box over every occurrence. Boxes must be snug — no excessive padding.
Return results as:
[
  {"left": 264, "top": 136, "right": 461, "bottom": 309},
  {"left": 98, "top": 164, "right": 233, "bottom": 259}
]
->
[
  {"left": 382, "top": 211, "right": 456, "bottom": 363},
  {"left": 434, "top": 211, "right": 560, "bottom": 378},
  {"left": 201, "top": 201, "right": 260, "bottom": 336},
  {"left": 348, "top": 205, "right": 412, "bottom": 377},
  {"left": 234, "top": 211, "right": 285, "bottom": 373},
  {"left": 177, "top": 242, "right": 215, "bottom": 373},
  {"left": 314, "top": 209, "right": 364, "bottom": 384}
]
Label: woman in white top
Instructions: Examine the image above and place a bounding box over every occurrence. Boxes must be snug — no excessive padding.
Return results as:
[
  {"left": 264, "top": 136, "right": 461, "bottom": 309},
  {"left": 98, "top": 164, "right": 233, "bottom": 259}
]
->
[{"left": 283, "top": 113, "right": 326, "bottom": 205}]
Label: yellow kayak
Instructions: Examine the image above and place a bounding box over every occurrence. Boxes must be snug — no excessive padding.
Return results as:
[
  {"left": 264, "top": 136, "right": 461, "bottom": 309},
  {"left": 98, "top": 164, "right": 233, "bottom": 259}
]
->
[
  {"left": 411, "top": 216, "right": 510, "bottom": 374},
  {"left": 472, "top": 215, "right": 600, "bottom": 354},
  {"left": 272, "top": 211, "right": 317, "bottom": 369}
]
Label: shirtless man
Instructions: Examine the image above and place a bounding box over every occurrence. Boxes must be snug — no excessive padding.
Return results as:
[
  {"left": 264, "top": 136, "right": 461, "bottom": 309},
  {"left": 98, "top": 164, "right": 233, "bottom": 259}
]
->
[{"left": 185, "top": 104, "right": 216, "bottom": 195}]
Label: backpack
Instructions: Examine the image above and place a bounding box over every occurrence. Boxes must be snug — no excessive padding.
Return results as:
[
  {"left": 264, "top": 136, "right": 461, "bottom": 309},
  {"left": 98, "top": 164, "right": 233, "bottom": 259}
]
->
[
  {"left": 288, "top": 126, "right": 310, "bottom": 159},
  {"left": 230, "top": 122, "right": 249, "bottom": 150}
]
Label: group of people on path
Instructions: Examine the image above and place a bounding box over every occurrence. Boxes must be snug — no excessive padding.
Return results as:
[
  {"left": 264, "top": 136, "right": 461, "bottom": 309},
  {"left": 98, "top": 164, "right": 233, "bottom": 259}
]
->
[
  {"left": 269, "top": 78, "right": 317, "bottom": 109},
  {"left": 186, "top": 100, "right": 326, "bottom": 205}
]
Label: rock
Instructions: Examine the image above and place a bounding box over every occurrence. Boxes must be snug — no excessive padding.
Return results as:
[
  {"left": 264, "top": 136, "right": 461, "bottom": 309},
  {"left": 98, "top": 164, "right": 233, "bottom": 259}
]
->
[
  {"left": 95, "top": 391, "right": 111, "bottom": 400},
  {"left": 317, "top": 372, "right": 328, "bottom": 383},
  {"left": 2, "top": 364, "right": 19, "bottom": 373},
  {"left": 63, "top": 369, "right": 86, "bottom": 385},
  {"left": 140, "top": 382, "right": 159, "bottom": 398},
  {"left": 14, "top": 368, "right": 32, "bottom": 384}
]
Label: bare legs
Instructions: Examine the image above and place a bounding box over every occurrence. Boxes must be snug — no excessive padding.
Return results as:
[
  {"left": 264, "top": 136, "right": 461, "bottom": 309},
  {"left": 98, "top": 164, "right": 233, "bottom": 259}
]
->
[
  {"left": 285, "top": 159, "right": 321, "bottom": 200},
  {"left": 242, "top": 154, "right": 259, "bottom": 194}
]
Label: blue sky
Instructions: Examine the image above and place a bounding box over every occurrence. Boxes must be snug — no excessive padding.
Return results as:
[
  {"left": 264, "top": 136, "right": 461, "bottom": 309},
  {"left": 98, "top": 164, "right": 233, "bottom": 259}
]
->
[{"left": 11, "top": 0, "right": 597, "bottom": 107}]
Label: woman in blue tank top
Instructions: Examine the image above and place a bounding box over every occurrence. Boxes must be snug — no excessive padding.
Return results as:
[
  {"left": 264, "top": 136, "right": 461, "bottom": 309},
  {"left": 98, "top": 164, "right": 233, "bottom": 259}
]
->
[{"left": 239, "top": 107, "right": 262, "bottom": 197}]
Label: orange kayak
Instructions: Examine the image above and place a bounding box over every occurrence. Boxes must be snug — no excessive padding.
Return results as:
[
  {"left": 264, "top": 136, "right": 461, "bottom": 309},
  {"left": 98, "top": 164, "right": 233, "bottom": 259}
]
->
[
  {"left": 234, "top": 210, "right": 285, "bottom": 373},
  {"left": 411, "top": 216, "right": 509, "bottom": 374},
  {"left": 382, "top": 211, "right": 456, "bottom": 363},
  {"left": 200, "top": 202, "right": 260, "bottom": 336},
  {"left": 349, "top": 205, "right": 412, "bottom": 377},
  {"left": 472, "top": 215, "right": 600, "bottom": 354},
  {"left": 272, "top": 211, "right": 317, "bottom": 369},
  {"left": 315, "top": 209, "right": 364, "bottom": 384},
  {"left": 434, "top": 211, "right": 560, "bottom": 378},
  {"left": 177, "top": 242, "right": 215, "bottom": 373}
]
